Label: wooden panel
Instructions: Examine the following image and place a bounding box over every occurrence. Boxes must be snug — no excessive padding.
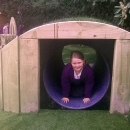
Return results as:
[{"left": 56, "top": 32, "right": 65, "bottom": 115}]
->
[
  {"left": 19, "top": 39, "right": 39, "bottom": 113},
  {"left": 0, "top": 49, "right": 3, "bottom": 110},
  {"left": 2, "top": 37, "right": 19, "bottom": 113},
  {"left": 19, "top": 21, "right": 130, "bottom": 39},
  {"left": 19, "top": 24, "right": 55, "bottom": 39},
  {"left": 110, "top": 40, "right": 130, "bottom": 114},
  {"left": 57, "top": 21, "right": 130, "bottom": 39}
]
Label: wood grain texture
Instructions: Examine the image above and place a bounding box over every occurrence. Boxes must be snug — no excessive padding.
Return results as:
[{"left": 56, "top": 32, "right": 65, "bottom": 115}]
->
[
  {"left": 2, "top": 37, "right": 19, "bottom": 113},
  {"left": 19, "top": 39, "right": 39, "bottom": 113},
  {"left": 20, "top": 21, "right": 130, "bottom": 39},
  {"left": 9, "top": 17, "right": 17, "bottom": 35},
  {"left": 0, "top": 49, "right": 3, "bottom": 110},
  {"left": 110, "top": 40, "right": 130, "bottom": 114},
  {"left": 19, "top": 23, "right": 55, "bottom": 39}
]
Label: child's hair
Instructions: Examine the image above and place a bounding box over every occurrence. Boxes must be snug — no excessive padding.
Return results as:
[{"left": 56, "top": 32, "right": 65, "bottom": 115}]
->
[{"left": 70, "top": 50, "right": 85, "bottom": 61}]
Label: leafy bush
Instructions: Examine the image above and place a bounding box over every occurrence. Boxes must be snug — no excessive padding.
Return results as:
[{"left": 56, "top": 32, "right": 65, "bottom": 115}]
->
[
  {"left": 114, "top": 0, "right": 130, "bottom": 29},
  {"left": 0, "top": 0, "right": 128, "bottom": 31}
]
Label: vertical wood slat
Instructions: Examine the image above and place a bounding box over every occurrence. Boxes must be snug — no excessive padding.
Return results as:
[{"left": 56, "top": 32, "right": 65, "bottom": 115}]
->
[
  {"left": 2, "top": 37, "right": 19, "bottom": 113},
  {"left": 0, "top": 49, "right": 3, "bottom": 110},
  {"left": 110, "top": 40, "right": 130, "bottom": 114},
  {"left": 19, "top": 39, "right": 39, "bottom": 113}
]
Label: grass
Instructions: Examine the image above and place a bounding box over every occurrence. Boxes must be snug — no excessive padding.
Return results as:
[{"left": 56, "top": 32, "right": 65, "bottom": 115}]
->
[
  {"left": 47, "top": 16, "right": 112, "bottom": 25},
  {"left": 0, "top": 110, "right": 129, "bottom": 130},
  {"left": 62, "top": 45, "right": 96, "bottom": 65}
]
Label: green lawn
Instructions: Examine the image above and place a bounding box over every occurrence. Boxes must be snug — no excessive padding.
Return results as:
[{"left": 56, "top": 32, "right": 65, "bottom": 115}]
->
[
  {"left": 62, "top": 45, "right": 96, "bottom": 65},
  {"left": 48, "top": 17, "right": 112, "bottom": 25},
  {"left": 0, "top": 110, "right": 129, "bottom": 130}
]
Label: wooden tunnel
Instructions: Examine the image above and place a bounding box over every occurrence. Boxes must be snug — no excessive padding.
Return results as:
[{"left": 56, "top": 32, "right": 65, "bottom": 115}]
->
[{"left": 0, "top": 21, "right": 130, "bottom": 114}]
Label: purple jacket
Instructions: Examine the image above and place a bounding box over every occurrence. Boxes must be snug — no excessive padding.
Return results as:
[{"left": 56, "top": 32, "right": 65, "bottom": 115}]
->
[{"left": 61, "top": 63, "right": 94, "bottom": 98}]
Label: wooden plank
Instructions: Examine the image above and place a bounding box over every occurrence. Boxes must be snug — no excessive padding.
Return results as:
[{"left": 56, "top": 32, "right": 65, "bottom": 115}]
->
[
  {"left": 19, "top": 21, "right": 130, "bottom": 39},
  {"left": 19, "top": 24, "right": 55, "bottom": 39},
  {"left": 57, "top": 21, "right": 130, "bottom": 39},
  {"left": 9, "top": 17, "right": 17, "bottom": 35},
  {"left": 0, "top": 49, "right": 3, "bottom": 110},
  {"left": 19, "top": 39, "right": 39, "bottom": 113},
  {"left": 2, "top": 37, "right": 19, "bottom": 113},
  {"left": 110, "top": 40, "right": 130, "bottom": 114}
]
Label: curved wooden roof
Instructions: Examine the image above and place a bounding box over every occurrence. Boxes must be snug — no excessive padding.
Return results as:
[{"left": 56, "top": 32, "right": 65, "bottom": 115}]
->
[{"left": 20, "top": 21, "right": 130, "bottom": 39}]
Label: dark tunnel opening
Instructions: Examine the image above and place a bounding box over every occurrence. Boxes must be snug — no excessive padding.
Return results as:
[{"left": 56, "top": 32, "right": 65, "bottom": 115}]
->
[{"left": 40, "top": 39, "right": 115, "bottom": 110}]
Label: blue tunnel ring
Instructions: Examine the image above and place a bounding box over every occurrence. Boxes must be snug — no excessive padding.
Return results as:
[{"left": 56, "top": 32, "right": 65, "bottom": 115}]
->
[{"left": 43, "top": 51, "right": 110, "bottom": 109}]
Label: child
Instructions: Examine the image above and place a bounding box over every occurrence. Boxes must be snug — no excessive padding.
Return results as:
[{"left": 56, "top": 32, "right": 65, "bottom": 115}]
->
[
  {"left": 17, "top": 23, "right": 24, "bottom": 36},
  {"left": 61, "top": 50, "right": 94, "bottom": 103},
  {"left": 3, "top": 23, "right": 9, "bottom": 34}
]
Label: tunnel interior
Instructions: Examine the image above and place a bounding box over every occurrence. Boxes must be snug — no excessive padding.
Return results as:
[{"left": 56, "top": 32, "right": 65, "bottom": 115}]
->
[{"left": 40, "top": 39, "right": 115, "bottom": 110}]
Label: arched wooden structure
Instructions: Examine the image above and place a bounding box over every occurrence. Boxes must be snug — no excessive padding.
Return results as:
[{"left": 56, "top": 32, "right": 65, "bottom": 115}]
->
[{"left": 0, "top": 21, "right": 130, "bottom": 113}]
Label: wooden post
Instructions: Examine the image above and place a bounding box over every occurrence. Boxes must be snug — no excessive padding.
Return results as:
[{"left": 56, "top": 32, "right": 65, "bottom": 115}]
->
[
  {"left": 110, "top": 40, "right": 130, "bottom": 114},
  {"left": 9, "top": 17, "right": 17, "bottom": 35},
  {"left": 2, "top": 37, "right": 19, "bottom": 113},
  {"left": 0, "top": 49, "right": 3, "bottom": 110},
  {"left": 19, "top": 39, "right": 39, "bottom": 113}
]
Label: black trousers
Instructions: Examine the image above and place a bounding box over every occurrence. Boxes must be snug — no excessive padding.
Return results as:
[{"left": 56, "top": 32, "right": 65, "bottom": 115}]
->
[{"left": 70, "top": 78, "right": 85, "bottom": 97}]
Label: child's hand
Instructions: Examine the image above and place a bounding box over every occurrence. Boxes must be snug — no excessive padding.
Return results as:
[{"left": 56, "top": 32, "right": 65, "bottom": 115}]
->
[
  {"left": 83, "top": 98, "right": 90, "bottom": 103},
  {"left": 62, "top": 97, "right": 69, "bottom": 103}
]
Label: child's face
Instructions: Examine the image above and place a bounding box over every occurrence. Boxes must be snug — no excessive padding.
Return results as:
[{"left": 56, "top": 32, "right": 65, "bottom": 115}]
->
[{"left": 71, "top": 58, "right": 84, "bottom": 72}]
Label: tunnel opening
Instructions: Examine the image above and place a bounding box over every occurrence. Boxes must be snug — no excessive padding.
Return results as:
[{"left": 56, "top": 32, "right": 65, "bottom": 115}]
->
[
  {"left": 40, "top": 39, "right": 115, "bottom": 110},
  {"left": 62, "top": 45, "right": 97, "bottom": 66}
]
